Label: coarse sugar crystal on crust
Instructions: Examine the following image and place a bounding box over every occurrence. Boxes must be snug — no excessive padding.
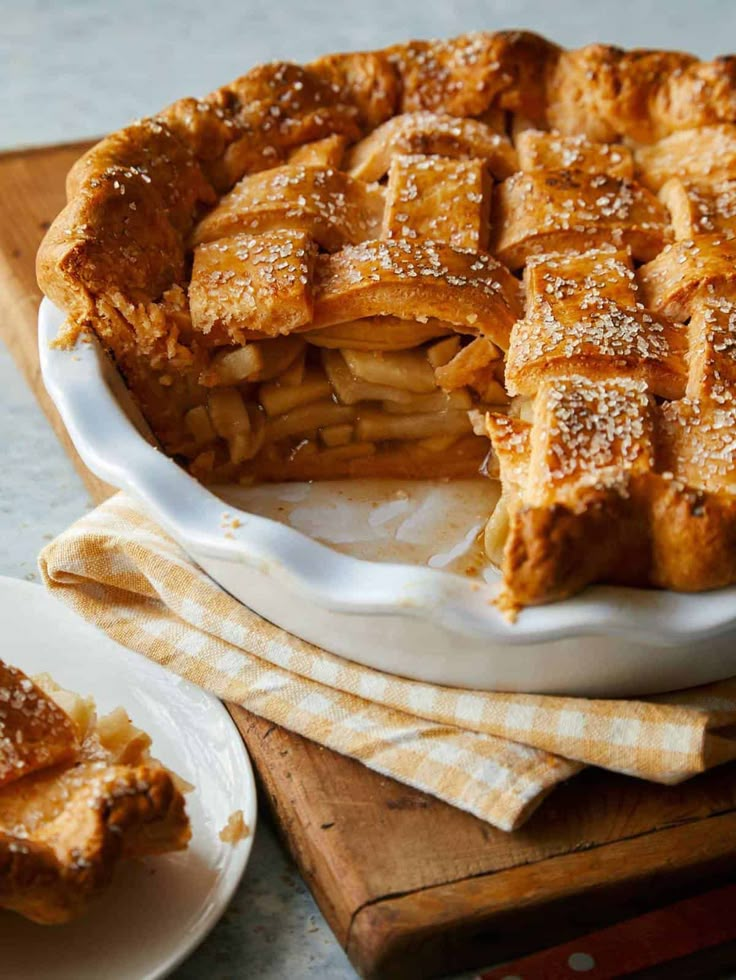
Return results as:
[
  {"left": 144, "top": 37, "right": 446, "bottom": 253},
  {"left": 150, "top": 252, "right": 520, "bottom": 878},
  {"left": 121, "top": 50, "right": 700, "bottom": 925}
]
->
[
  {"left": 35, "top": 30, "right": 736, "bottom": 608},
  {"left": 659, "top": 177, "right": 736, "bottom": 240},
  {"left": 381, "top": 154, "right": 492, "bottom": 251},
  {"left": 505, "top": 248, "right": 687, "bottom": 400},
  {"left": 189, "top": 229, "right": 317, "bottom": 342},
  {"left": 515, "top": 129, "right": 634, "bottom": 180},
  {"left": 192, "top": 163, "right": 385, "bottom": 250}
]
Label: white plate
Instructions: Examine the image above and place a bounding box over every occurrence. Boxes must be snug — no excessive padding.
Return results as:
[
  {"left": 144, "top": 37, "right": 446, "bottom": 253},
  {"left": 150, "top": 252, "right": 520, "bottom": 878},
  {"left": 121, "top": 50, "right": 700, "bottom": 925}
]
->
[
  {"left": 0, "top": 577, "right": 256, "bottom": 980},
  {"left": 38, "top": 299, "right": 736, "bottom": 697}
]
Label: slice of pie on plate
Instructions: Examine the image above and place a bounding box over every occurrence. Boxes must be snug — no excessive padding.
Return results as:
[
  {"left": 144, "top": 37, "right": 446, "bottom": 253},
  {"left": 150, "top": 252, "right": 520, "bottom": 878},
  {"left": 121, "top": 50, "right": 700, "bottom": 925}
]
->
[{"left": 0, "top": 659, "right": 190, "bottom": 923}]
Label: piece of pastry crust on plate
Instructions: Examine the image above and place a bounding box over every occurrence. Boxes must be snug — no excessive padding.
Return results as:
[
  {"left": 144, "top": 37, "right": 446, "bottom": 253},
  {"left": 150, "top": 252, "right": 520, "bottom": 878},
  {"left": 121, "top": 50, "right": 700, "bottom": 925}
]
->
[{"left": 0, "top": 660, "right": 190, "bottom": 924}]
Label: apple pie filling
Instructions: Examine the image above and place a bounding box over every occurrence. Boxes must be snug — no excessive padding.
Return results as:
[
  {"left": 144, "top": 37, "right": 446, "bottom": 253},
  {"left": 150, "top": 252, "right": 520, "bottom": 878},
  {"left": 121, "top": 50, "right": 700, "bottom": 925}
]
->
[{"left": 183, "top": 327, "right": 509, "bottom": 482}]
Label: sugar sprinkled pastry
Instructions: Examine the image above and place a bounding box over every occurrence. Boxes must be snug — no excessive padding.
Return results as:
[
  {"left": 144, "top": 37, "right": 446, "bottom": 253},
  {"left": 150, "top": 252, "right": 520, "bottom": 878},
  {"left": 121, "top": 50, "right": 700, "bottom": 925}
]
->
[{"left": 37, "top": 31, "right": 736, "bottom": 608}]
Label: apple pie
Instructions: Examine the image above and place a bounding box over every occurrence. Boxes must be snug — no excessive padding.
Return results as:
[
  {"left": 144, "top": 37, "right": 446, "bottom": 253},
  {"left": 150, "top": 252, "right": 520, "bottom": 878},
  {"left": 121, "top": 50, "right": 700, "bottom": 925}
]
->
[
  {"left": 0, "top": 660, "right": 190, "bottom": 923},
  {"left": 37, "top": 31, "right": 736, "bottom": 607}
]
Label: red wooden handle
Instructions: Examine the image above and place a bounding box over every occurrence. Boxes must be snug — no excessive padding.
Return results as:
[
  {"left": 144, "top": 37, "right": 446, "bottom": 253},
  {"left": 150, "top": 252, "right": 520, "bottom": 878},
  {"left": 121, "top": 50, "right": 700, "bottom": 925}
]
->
[{"left": 479, "top": 882, "right": 736, "bottom": 979}]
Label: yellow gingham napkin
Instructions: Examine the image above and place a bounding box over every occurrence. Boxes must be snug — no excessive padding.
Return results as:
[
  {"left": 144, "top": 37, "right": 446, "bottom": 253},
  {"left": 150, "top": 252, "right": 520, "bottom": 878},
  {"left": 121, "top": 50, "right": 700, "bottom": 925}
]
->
[{"left": 39, "top": 493, "right": 736, "bottom": 831}]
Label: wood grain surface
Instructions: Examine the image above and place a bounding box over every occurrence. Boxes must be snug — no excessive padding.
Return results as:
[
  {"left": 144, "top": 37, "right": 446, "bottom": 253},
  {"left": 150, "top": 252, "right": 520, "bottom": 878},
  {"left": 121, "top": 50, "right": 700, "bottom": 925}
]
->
[{"left": 3, "top": 141, "right": 736, "bottom": 980}]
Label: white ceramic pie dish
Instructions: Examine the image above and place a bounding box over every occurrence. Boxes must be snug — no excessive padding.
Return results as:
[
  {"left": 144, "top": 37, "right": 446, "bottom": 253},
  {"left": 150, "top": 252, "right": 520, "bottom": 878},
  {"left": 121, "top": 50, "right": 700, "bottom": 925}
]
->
[{"left": 39, "top": 298, "right": 736, "bottom": 697}]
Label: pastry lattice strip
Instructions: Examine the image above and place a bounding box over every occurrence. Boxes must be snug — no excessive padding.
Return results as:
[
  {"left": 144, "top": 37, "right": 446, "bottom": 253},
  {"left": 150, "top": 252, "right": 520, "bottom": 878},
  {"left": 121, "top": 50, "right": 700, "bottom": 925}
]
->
[
  {"left": 506, "top": 247, "right": 687, "bottom": 400},
  {"left": 490, "top": 168, "right": 670, "bottom": 269},
  {"left": 489, "top": 226, "right": 736, "bottom": 605},
  {"left": 487, "top": 374, "right": 736, "bottom": 606},
  {"left": 187, "top": 107, "right": 517, "bottom": 341}
]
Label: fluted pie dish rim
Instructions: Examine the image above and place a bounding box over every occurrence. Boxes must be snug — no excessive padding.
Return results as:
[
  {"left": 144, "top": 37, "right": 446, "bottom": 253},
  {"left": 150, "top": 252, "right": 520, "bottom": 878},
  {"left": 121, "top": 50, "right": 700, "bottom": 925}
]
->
[{"left": 39, "top": 298, "right": 736, "bottom": 655}]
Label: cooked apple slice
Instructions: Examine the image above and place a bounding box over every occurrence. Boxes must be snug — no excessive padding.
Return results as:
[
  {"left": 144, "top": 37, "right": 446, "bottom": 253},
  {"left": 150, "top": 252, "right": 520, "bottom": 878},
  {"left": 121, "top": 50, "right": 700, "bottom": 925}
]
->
[
  {"left": 237, "top": 336, "right": 304, "bottom": 382},
  {"left": 278, "top": 351, "right": 306, "bottom": 386},
  {"left": 258, "top": 369, "right": 333, "bottom": 416},
  {"left": 342, "top": 348, "right": 437, "bottom": 393},
  {"left": 245, "top": 404, "right": 266, "bottom": 460},
  {"left": 203, "top": 346, "right": 260, "bottom": 385},
  {"left": 355, "top": 408, "right": 472, "bottom": 442},
  {"left": 509, "top": 396, "right": 535, "bottom": 422},
  {"left": 320, "top": 424, "right": 354, "bottom": 447},
  {"left": 288, "top": 134, "right": 347, "bottom": 168},
  {"left": 476, "top": 380, "right": 510, "bottom": 405},
  {"left": 383, "top": 388, "right": 473, "bottom": 415},
  {"left": 414, "top": 434, "right": 462, "bottom": 453},
  {"left": 201, "top": 336, "right": 305, "bottom": 386},
  {"left": 314, "top": 442, "right": 377, "bottom": 462},
  {"left": 265, "top": 400, "right": 356, "bottom": 443},
  {"left": 435, "top": 337, "right": 503, "bottom": 396},
  {"left": 322, "top": 350, "right": 413, "bottom": 404},
  {"left": 207, "top": 388, "right": 253, "bottom": 463},
  {"left": 184, "top": 405, "right": 216, "bottom": 447},
  {"left": 484, "top": 495, "right": 511, "bottom": 566},
  {"left": 427, "top": 336, "right": 461, "bottom": 368}
]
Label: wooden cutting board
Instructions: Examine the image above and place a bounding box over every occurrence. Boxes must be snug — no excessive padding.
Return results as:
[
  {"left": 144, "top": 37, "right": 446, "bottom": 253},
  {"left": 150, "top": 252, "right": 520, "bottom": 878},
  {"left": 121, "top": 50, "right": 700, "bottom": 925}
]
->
[{"left": 4, "top": 141, "right": 736, "bottom": 980}]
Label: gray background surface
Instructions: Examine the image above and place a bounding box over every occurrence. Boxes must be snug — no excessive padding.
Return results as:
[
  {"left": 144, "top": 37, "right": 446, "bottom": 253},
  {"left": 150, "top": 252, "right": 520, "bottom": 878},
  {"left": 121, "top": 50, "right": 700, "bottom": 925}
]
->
[
  {"left": 2, "top": 1, "right": 735, "bottom": 976},
  {"left": 6, "top": 0, "right": 736, "bottom": 149}
]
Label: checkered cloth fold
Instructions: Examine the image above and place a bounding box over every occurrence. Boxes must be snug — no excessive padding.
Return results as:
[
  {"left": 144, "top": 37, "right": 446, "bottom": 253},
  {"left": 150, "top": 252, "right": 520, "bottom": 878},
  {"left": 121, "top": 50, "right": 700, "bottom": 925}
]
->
[{"left": 39, "top": 493, "right": 736, "bottom": 831}]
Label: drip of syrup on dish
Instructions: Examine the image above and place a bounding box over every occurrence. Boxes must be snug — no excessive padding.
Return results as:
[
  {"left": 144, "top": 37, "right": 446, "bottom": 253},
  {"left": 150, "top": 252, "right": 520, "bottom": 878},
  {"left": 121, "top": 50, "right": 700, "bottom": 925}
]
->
[{"left": 215, "top": 479, "right": 500, "bottom": 579}]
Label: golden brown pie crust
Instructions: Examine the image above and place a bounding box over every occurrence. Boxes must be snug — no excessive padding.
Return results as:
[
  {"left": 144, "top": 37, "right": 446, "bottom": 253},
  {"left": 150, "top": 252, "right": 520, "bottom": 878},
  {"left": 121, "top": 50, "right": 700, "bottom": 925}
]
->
[{"left": 36, "top": 31, "right": 736, "bottom": 607}]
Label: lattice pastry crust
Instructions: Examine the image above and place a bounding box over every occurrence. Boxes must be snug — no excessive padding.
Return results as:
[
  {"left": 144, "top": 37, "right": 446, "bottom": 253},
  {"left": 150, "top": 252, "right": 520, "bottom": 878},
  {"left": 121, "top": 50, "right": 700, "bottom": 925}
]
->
[{"left": 37, "top": 31, "right": 736, "bottom": 607}]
